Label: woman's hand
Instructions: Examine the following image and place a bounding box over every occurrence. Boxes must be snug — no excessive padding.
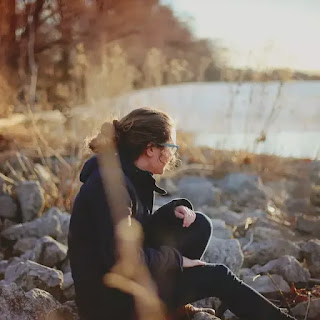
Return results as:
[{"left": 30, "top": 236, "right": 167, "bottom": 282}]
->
[
  {"left": 174, "top": 205, "right": 196, "bottom": 227},
  {"left": 182, "top": 256, "right": 207, "bottom": 268}
]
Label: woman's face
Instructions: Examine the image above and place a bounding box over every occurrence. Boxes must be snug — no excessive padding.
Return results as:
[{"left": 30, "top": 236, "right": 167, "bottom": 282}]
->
[{"left": 146, "top": 127, "right": 177, "bottom": 175}]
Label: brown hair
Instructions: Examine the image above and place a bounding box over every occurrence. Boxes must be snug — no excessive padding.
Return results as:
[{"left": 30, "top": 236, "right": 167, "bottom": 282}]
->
[{"left": 88, "top": 107, "right": 175, "bottom": 161}]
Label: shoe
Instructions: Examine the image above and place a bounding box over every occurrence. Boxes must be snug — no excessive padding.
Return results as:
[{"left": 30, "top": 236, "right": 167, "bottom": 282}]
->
[{"left": 167, "top": 303, "right": 216, "bottom": 320}]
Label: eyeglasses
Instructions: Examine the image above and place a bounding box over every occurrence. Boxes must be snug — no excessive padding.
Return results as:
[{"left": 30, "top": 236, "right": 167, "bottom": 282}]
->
[{"left": 157, "top": 142, "right": 179, "bottom": 155}]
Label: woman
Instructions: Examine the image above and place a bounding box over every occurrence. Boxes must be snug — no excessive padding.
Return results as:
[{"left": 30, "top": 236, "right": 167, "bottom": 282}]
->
[{"left": 68, "top": 107, "right": 296, "bottom": 320}]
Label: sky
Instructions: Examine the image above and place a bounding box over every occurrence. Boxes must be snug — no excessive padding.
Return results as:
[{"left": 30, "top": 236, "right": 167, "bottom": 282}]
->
[{"left": 161, "top": 0, "right": 320, "bottom": 72}]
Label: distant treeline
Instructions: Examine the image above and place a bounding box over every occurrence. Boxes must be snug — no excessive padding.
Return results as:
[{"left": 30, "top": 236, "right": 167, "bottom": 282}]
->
[{"left": 0, "top": 0, "right": 318, "bottom": 116}]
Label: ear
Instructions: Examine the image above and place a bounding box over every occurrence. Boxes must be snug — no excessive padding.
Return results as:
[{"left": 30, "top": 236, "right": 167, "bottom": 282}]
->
[{"left": 145, "top": 143, "right": 154, "bottom": 157}]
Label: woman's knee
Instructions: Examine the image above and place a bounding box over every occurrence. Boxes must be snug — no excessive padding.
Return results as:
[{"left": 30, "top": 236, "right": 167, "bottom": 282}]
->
[{"left": 194, "top": 211, "right": 212, "bottom": 240}]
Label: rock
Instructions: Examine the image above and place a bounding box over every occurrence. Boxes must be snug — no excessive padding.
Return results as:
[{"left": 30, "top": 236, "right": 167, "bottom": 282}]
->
[
  {"left": 243, "top": 274, "right": 290, "bottom": 293},
  {"left": 243, "top": 239, "right": 301, "bottom": 267},
  {"left": 238, "top": 268, "right": 256, "bottom": 280},
  {"left": 246, "top": 227, "right": 284, "bottom": 242},
  {"left": 211, "top": 219, "right": 233, "bottom": 239},
  {"left": 1, "top": 210, "right": 62, "bottom": 240},
  {"left": 61, "top": 259, "right": 71, "bottom": 274},
  {"left": 13, "top": 237, "right": 38, "bottom": 255},
  {"left": 310, "top": 185, "right": 320, "bottom": 207},
  {"left": 4, "top": 260, "right": 63, "bottom": 299},
  {"left": 43, "top": 207, "right": 70, "bottom": 245},
  {"left": 0, "top": 195, "right": 18, "bottom": 219},
  {"left": 252, "top": 255, "right": 310, "bottom": 283},
  {"left": 291, "top": 298, "right": 320, "bottom": 320},
  {"left": 296, "top": 215, "right": 320, "bottom": 235},
  {"left": 205, "top": 207, "right": 246, "bottom": 227},
  {"left": 285, "top": 198, "right": 311, "bottom": 214},
  {"left": 21, "top": 236, "right": 68, "bottom": 268},
  {"left": 62, "top": 272, "right": 75, "bottom": 300},
  {"left": 178, "top": 177, "right": 221, "bottom": 208},
  {"left": 0, "top": 260, "right": 8, "bottom": 277},
  {"left": 301, "top": 239, "right": 320, "bottom": 277},
  {"left": 222, "top": 310, "right": 238, "bottom": 320},
  {"left": 204, "top": 237, "right": 243, "bottom": 273},
  {"left": 0, "top": 280, "right": 78, "bottom": 320},
  {"left": 16, "top": 181, "right": 45, "bottom": 222}
]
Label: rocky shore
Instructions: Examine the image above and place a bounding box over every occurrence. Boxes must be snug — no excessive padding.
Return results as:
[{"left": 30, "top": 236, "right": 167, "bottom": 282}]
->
[{"left": 1, "top": 154, "right": 320, "bottom": 320}]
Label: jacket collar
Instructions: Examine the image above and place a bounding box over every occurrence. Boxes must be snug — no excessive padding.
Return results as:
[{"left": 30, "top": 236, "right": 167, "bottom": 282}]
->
[{"left": 120, "top": 154, "right": 167, "bottom": 195}]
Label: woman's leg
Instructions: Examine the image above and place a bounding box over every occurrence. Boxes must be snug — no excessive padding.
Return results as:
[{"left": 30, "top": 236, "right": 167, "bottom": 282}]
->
[
  {"left": 170, "top": 264, "right": 295, "bottom": 320},
  {"left": 149, "top": 211, "right": 212, "bottom": 259}
]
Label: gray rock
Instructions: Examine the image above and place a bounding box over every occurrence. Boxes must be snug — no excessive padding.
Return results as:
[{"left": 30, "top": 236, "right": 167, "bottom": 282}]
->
[
  {"left": 218, "top": 173, "right": 267, "bottom": 208},
  {"left": 205, "top": 207, "right": 246, "bottom": 227},
  {"left": 61, "top": 258, "right": 71, "bottom": 273},
  {"left": 4, "top": 260, "right": 63, "bottom": 299},
  {"left": 178, "top": 177, "right": 221, "bottom": 208},
  {"left": 204, "top": 237, "right": 243, "bottom": 273},
  {"left": 238, "top": 268, "right": 256, "bottom": 280},
  {"left": 243, "top": 239, "right": 301, "bottom": 267},
  {"left": 246, "top": 227, "right": 284, "bottom": 242},
  {"left": 291, "top": 298, "right": 320, "bottom": 320},
  {"left": 43, "top": 207, "right": 70, "bottom": 245},
  {"left": 21, "top": 236, "right": 68, "bottom": 268},
  {"left": 310, "top": 185, "right": 320, "bottom": 207},
  {"left": 0, "top": 195, "right": 18, "bottom": 219},
  {"left": 0, "top": 260, "right": 9, "bottom": 277},
  {"left": 211, "top": 219, "right": 233, "bottom": 239},
  {"left": 1, "top": 210, "right": 62, "bottom": 240},
  {"left": 13, "top": 237, "right": 38, "bottom": 255},
  {"left": 252, "top": 255, "right": 310, "bottom": 283},
  {"left": 16, "top": 181, "right": 44, "bottom": 222},
  {"left": 285, "top": 198, "right": 311, "bottom": 214},
  {"left": 63, "top": 272, "right": 75, "bottom": 300},
  {"left": 243, "top": 274, "right": 290, "bottom": 293},
  {"left": 296, "top": 215, "right": 320, "bottom": 235},
  {"left": 301, "top": 239, "right": 320, "bottom": 277},
  {"left": 0, "top": 280, "right": 77, "bottom": 320},
  {"left": 219, "top": 173, "right": 263, "bottom": 193}
]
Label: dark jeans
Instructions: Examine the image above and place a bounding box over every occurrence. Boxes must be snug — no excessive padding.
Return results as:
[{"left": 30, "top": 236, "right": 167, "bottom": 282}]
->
[{"left": 153, "top": 211, "right": 296, "bottom": 320}]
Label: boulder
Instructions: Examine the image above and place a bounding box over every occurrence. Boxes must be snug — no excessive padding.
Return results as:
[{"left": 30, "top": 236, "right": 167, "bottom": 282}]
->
[
  {"left": 252, "top": 255, "right": 310, "bottom": 283},
  {"left": 0, "top": 195, "right": 18, "bottom": 219},
  {"left": 211, "top": 219, "right": 233, "bottom": 239},
  {"left": 0, "top": 281, "right": 78, "bottom": 320},
  {"left": 62, "top": 272, "right": 75, "bottom": 300},
  {"left": 4, "top": 260, "right": 63, "bottom": 299},
  {"left": 218, "top": 173, "right": 267, "bottom": 208},
  {"left": 243, "top": 274, "right": 290, "bottom": 293},
  {"left": 291, "top": 298, "right": 320, "bottom": 320},
  {"left": 238, "top": 268, "right": 256, "bottom": 280},
  {"left": 1, "top": 210, "right": 62, "bottom": 240},
  {"left": 43, "top": 207, "right": 70, "bottom": 245},
  {"left": 243, "top": 239, "right": 301, "bottom": 267},
  {"left": 245, "top": 226, "right": 284, "bottom": 242},
  {"left": 205, "top": 207, "right": 246, "bottom": 227},
  {"left": 21, "top": 236, "right": 68, "bottom": 268},
  {"left": 204, "top": 237, "right": 243, "bottom": 273},
  {"left": 301, "top": 239, "right": 320, "bottom": 277},
  {"left": 178, "top": 177, "right": 221, "bottom": 208},
  {"left": 13, "top": 237, "right": 38, "bottom": 255},
  {"left": 16, "top": 181, "right": 44, "bottom": 222},
  {"left": 296, "top": 215, "right": 320, "bottom": 235}
]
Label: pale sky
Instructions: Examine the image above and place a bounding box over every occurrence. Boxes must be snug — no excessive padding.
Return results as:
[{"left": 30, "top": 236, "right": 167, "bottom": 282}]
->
[{"left": 161, "top": 0, "right": 320, "bottom": 72}]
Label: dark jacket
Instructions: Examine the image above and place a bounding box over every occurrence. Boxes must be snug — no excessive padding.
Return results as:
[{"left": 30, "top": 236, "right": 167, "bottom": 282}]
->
[{"left": 68, "top": 155, "right": 193, "bottom": 319}]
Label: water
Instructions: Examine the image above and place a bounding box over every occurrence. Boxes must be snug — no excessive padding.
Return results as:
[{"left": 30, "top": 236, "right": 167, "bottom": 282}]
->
[{"left": 102, "top": 81, "right": 320, "bottom": 159}]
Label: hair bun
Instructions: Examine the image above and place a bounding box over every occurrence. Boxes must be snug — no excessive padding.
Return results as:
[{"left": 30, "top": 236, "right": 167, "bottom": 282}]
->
[{"left": 101, "top": 122, "right": 114, "bottom": 136}]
